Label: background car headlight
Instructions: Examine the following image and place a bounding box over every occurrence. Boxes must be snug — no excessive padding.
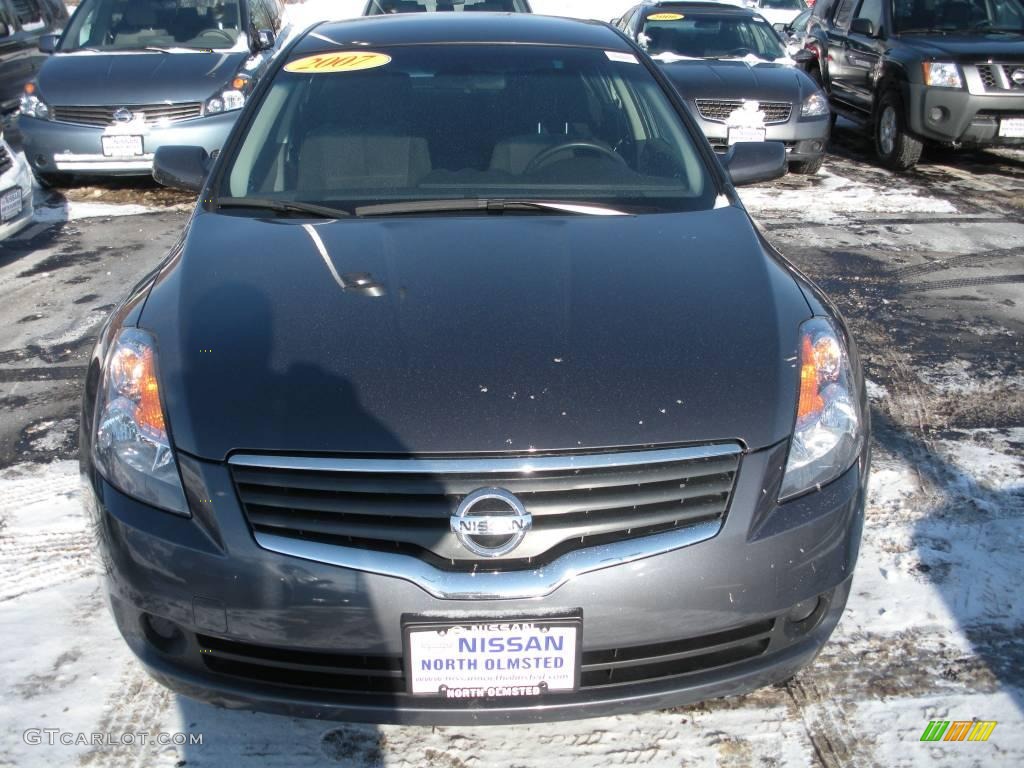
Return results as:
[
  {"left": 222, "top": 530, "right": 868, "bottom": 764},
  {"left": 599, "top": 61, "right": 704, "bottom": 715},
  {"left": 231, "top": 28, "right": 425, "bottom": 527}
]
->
[
  {"left": 922, "top": 62, "right": 962, "bottom": 89},
  {"left": 93, "top": 328, "right": 189, "bottom": 516},
  {"left": 19, "top": 85, "right": 51, "bottom": 120},
  {"left": 205, "top": 76, "right": 249, "bottom": 115},
  {"left": 801, "top": 91, "right": 830, "bottom": 118},
  {"left": 780, "top": 317, "right": 863, "bottom": 500}
]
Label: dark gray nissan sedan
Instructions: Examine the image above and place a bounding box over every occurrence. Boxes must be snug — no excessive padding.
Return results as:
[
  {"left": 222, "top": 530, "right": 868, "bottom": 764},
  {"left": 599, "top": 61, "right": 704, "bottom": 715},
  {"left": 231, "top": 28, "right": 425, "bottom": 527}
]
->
[{"left": 81, "top": 13, "right": 869, "bottom": 724}]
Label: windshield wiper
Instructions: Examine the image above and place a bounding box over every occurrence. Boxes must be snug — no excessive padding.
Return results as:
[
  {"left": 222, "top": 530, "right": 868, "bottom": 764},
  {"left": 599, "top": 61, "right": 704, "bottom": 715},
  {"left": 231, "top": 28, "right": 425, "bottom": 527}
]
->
[
  {"left": 355, "top": 199, "right": 628, "bottom": 217},
  {"left": 897, "top": 27, "right": 953, "bottom": 34},
  {"left": 216, "top": 197, "right": 352, "bottom": 219}
]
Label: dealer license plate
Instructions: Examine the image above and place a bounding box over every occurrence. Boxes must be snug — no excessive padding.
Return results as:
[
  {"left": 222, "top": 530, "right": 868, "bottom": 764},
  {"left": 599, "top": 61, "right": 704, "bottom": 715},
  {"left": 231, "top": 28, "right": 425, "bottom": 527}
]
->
[
  {"left": 727, "top": 127, "right": 766, "bottom": 145},
  {"left": 101, "top": 135, "right": 144, "bottom": 157},
  {"left": 0, "top": 187, "right": 22, "bottom": 222},
  {"left": 405, "top": 617, "right": 581, "bottom": 699},
  {"left": 998, "top": 118, "right": 1024, "bottom": 138}
]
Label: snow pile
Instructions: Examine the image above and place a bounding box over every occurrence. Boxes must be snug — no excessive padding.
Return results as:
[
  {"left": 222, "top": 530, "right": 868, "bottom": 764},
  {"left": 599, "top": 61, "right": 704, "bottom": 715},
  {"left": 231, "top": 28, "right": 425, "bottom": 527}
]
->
[{"left": 740, "top": 170, "right": 958, "bottom": 222}]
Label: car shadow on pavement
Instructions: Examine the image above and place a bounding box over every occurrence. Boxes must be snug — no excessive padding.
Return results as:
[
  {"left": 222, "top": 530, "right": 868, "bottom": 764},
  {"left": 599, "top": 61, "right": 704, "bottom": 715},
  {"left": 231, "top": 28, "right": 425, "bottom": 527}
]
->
[{"left": 872, "top": 407, "right": 1024, "bottom": 716}]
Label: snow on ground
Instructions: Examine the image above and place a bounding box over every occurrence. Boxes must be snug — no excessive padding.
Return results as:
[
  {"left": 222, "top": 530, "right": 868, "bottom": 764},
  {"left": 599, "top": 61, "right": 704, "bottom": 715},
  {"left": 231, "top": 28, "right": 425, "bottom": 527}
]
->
[{"left": 738, "top": 170, "right": 958, "bottom": 222}]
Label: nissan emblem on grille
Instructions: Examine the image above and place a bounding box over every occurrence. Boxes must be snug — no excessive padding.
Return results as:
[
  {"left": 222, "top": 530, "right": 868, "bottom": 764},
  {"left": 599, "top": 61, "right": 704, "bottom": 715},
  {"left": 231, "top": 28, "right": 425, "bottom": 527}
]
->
[
  {"left": 450, "top": 488, "right": 533, "bottom": 558},
  {"left": 113, "top": 108, "right": 134, "bottom": 124},
  {"left": 1013, "top": 68, "right": 1024, "bottom": 85}
]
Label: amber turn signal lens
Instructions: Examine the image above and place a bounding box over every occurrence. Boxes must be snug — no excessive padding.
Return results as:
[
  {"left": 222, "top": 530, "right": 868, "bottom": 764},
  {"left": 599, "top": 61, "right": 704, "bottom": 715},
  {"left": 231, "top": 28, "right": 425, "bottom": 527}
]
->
[
  {"left": 24, "top": 83, "right": 36, "bottom": 95},
  {"left": 134, "top": 347, "right": 167, "bottom": 434},
  {"left": 232, "top": 77, "right": 247, "bottom": 90},
  {"left": 796, "top": 334, "right": 825, "bottom": 423}
]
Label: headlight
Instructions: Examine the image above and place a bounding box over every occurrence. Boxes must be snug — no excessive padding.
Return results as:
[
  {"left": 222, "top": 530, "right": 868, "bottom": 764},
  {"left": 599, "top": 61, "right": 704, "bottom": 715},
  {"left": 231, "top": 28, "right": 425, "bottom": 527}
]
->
[
  {"left": 800, "top": 91, "right": 830, "bottom": 118},
  {"left": 19, "top": 84, "right": 51, "bottom": 120},
  {"left": 93, "top": 328, "right": 189, "bottom": 516},
  {"left": 780, "top": 317, "right": 863, "bottom": 501},
  {"left": 205, "top": 75, "right": 249, "bottom": 116},
  {"left": 922, "top": 62, "right": 962, "bottom": 89}
]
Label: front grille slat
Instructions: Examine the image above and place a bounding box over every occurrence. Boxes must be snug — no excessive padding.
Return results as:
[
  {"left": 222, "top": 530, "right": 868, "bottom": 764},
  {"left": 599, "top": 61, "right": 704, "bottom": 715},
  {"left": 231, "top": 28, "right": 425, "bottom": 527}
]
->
[
  {"left": 695, "top": 99, "right": 792, "bottom": 125},
  {"left": 52, "top": 102, "right": 204, "bottom": 128},
  {"left": 232, "top": 446, "right": 739, "bottom": 570},
  {"left": 196, "top": 617, "right": 774, "bottom": 697}
]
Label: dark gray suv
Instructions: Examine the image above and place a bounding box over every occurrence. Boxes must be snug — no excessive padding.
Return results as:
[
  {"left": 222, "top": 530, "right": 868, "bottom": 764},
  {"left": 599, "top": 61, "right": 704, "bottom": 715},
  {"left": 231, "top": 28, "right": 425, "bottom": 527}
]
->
[{"left": 82, "top": 13, "right": 869, "bottom": 724}]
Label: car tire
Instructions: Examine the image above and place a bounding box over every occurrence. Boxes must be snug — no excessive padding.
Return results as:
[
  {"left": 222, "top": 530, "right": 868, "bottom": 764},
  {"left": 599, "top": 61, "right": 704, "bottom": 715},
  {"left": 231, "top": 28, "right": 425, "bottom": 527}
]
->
[
  {"left": 790, "top": 156, "right": 824, "bottom": 175},
  {"left": 875, "top": 90, "right": 923, "bottom": 172}
]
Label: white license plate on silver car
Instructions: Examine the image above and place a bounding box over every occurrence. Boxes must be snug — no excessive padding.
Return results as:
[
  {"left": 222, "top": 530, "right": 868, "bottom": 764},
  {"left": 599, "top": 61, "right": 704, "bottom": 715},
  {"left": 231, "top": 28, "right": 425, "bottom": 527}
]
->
[
  {"left": 101, "top": 135, "right": 144, "bottom": 157},
  {"left": 0, "top": 187, "right": 22, "bottom": 222},
  {"left": 405, "top": 617, "right": 580, "bottom": 698},
  {"left": 727, "top": 127, "right": 766, "bottom": 145},
  {"left": 998, "top": 118, "right": 1024, "bottom": 138}
]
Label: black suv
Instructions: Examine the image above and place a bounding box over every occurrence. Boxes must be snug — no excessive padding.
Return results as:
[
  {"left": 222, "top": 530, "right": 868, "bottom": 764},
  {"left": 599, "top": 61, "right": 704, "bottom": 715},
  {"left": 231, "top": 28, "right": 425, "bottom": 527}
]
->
[
  {"left": 804, "top": 0, "right": 1024, "bottom": 170},
  {"left": 0, "top": 0, "right": 66, "bottom": 116}
]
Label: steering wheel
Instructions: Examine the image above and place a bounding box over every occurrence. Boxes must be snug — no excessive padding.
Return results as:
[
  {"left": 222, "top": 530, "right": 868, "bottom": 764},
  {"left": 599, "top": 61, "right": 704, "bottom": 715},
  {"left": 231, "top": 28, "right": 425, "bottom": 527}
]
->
[
  {"left": 194, "top": 28, "right": 235, "bottom": 45},
  {"left": 524, "top": 141, "right": 628, "bottom": 175}
]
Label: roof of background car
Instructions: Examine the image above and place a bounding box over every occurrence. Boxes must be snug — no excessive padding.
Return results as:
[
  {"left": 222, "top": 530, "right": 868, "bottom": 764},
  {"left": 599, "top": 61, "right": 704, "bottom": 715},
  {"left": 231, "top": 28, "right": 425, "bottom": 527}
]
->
[{"left": 293, "top": 13, "right": 632, "bottom": 53}]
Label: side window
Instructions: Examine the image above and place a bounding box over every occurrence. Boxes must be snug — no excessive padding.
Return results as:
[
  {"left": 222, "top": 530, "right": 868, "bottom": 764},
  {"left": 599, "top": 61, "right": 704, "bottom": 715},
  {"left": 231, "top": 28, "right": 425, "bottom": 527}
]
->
[
  {"left": 854, "top": 0, "right": 884, "bottom": 29},
  {"left": 12, "top": 0, "right": 44, "bottom": 31},
  {"left": 833, "top": 0, "right": 858, "bottom": 29},
  {"left": 248, "top": 0, "right": 272, "bottom": 31}
]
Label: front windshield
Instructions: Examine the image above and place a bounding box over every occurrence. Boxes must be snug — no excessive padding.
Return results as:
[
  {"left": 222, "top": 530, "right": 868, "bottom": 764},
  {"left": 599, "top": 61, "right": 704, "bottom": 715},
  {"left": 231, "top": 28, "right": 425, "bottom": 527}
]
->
[
  {"left": 759, "top": 0, "right": 806, "bottom": 10},
  {"left": 61, "top": 0, "right": 243, "bottom": 52},
  {"left": 220, "top": 44, "right": 715, "bottom": 214},
  {"left": 894, "top": 0, "right": 1024, "bottom": 32},
  {"left": 641, "top": 13, "right": 787, "bottom": 59},
  {"left": 365, "top": 0, "right": 530, "bottom": 12}
]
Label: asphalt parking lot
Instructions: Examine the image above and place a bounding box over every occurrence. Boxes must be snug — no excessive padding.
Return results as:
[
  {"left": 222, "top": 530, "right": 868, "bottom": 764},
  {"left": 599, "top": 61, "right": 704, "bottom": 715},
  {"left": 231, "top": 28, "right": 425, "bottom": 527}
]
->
[{"left": 0, "top": 123, "right": 1022, "bottom": 766}]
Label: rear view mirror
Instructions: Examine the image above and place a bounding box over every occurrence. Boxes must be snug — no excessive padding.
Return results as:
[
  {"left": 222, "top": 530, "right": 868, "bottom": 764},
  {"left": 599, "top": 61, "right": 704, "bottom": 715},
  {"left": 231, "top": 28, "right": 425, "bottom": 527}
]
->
[
  {"left": 723, "top": 142, "right": 787, "bottom": 186},
  {"left": 773, "top": 22, "right": 786, "bottom": 32},
  {"left": 792, "top": 48, "right": 816, "bottom": 64},
  {"left": 38, "top": 34, "right": 58, "bottom": 54},
  {"left": 153, "top": 146, "right": 211, "bottom": 192},
  {"left": 849, "top": 18, "right": 876, "bottom": 36}
]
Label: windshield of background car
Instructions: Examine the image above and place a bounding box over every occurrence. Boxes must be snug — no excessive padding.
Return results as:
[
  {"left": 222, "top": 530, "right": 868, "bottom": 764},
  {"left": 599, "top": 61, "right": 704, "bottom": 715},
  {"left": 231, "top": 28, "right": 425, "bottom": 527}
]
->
[
  {"left": 366, "top": 0, "right": 530, "bottom": 13},
  {"left": 221, "top": 44, "right": 717, "bottom": 214},
  {"left": 61, "top": 0, "right": 243, "bottom": 52},
  {"left": 760, "top": 0, "right": 806, "bottom": 10},
  {"left": 641, "top": 13, "right": 787, "bottom": 59},
  {"left": 894, "top": 0, "right": 1024, "bottom": 32}
]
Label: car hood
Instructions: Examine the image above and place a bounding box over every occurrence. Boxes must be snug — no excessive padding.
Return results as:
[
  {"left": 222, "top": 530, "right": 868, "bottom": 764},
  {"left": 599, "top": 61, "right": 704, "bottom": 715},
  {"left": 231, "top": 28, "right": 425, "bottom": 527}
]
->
[
  {"left": 139, "top": 206, "right": 811, "bottom": 460},
  {"left": 37, "top": 51, "right": 247, "bottom": 105},
  {"left": 657, "top": 60, "right": 813, "bottom": 102},
  {"left": 895, "top": 32, "right": 1024, "bottom": 61}
]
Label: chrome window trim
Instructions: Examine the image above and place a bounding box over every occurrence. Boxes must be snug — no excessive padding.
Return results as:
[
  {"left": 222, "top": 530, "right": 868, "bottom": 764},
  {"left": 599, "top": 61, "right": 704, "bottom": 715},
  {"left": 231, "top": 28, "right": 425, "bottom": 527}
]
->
[
  {"left": 254, "top": 519, "right": 723, "bottom": 601},
  {"left": 228, "top": 443, "right": 742, "bottom": 475}
]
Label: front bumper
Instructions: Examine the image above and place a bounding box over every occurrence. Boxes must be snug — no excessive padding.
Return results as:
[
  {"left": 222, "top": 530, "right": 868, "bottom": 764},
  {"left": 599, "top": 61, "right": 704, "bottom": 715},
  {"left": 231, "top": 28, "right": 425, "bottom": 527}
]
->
[
  {"left": 0, "top": 144, "right": 35, "bottom": 241},
  {"left": 694, "top": 111, "right": 830, "bottom": 164},
  {"left": 85, "top": 442, "right": 867, "bottom": 724},
  {"left": 17, "top": 111, "right": 240, "bottom": 177},
  {"left": 908, "top": 84, "right": 1024, "bottom": 146}
]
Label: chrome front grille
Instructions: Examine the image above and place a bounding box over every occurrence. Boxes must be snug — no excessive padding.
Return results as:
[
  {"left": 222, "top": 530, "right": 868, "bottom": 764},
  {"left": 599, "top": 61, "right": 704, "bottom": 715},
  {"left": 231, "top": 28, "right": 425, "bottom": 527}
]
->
[
  {"left": 230, "top": 445, "right": 740, "bottom": 574},
  {"left": 51, "top": 102, "right": 204, "bottom": 128},
  {"left": 0, "top": 144, "right": 11, "bottom": 175},
  {"left": 695, "top": 99, "right": 792, "bottom": 125},
  {"left": 974, "top": 63, "right": 1024, "bottom": 92}
]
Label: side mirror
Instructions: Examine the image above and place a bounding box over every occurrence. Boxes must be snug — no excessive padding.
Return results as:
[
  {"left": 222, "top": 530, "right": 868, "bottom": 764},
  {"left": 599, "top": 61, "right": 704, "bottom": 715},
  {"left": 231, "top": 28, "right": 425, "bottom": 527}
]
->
[
  {"left": 255, "top": 28, "right": 275, "bottom": 51},
  {"left": 849, "top": 18, "right": 876, "bottom": 36},
  {"left": 723, "top": 141, "right": 787, "bottom": 186},
  {"left": 38, "top": 34, "right": 58, "bottom": 54},
  {"left": 153, "top": 146, "right": 210, "bottom": 192},
  {"left": 792, "top": 48, "right": 816, "bottom": 64}
]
